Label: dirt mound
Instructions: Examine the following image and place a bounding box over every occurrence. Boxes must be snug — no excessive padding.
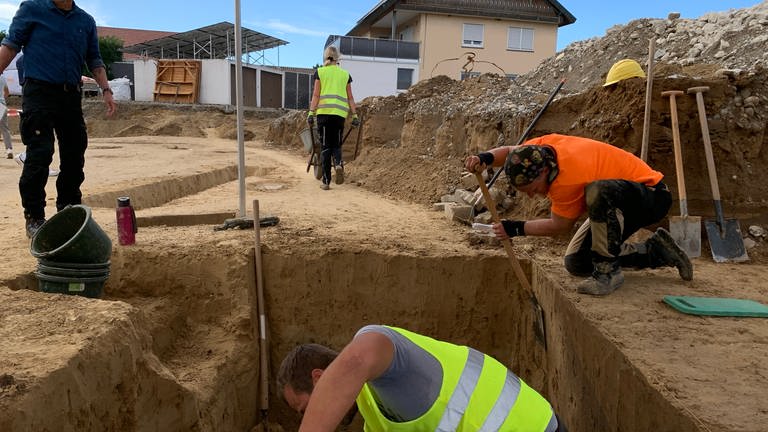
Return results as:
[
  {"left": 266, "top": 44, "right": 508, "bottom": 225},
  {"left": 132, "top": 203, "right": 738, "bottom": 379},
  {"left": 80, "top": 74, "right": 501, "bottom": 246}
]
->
[{"left": 76, "top": 101, "right": 282, "bottom": 141}]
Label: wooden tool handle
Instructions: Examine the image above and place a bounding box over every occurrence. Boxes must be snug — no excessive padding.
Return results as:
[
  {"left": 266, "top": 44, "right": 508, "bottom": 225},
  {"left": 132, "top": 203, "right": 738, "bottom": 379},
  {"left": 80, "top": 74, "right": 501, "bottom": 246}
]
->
[
  {"left": 473, "top": 172, "right": 534, "bottom": 295},
  {"left": 662, "top": 90, "right": 688, "bottom": 217},
  {"left": 687, "top": 87, "right": 721, "bottom": 202},
  {"left": 641, "top": 38, "right": 656, "bottom": 162}
]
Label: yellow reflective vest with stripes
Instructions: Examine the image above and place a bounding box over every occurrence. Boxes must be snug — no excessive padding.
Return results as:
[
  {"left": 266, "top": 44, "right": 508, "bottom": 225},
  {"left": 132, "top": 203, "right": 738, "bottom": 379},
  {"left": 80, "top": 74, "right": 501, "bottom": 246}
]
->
[
  {"left": 356, "top": 327, "right": 555, "bottom": 431},
  {"left": 316, "top": 65, "right": 351, "bottom": 118}
]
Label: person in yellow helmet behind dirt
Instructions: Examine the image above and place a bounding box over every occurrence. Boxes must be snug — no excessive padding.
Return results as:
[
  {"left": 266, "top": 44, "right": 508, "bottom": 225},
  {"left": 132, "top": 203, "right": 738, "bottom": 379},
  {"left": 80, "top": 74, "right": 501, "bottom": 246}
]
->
[
  {"left": 307, "top": 45, "right": 359, "bottom": 191},
  {"left": 603, "top": 59, "right": 646, "bottom": 86},
  {"left": 278, "top": 324, "right": 566, "bottom": 431}
]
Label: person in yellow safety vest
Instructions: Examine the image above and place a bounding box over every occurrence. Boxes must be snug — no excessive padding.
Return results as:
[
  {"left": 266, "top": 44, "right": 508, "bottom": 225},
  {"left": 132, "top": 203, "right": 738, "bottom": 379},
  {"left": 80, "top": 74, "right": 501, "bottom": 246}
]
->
[
  {"left": 278, "top": 325, "right": 566, "bottom": 432},
  {"left": 307, "top": 45, "right": 359, "bottom": 190}
]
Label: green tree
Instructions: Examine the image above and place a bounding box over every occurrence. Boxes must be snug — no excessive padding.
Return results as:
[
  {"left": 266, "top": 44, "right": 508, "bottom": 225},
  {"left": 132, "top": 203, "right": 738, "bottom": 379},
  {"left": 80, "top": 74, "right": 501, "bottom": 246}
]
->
[{"left": 98, "top": 35, "right": 124, "bottom": 79}]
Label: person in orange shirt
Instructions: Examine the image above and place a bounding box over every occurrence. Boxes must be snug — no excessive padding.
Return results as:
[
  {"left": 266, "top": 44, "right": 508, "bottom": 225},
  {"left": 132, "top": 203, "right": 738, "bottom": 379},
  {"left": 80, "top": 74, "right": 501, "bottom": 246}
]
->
[{"left": 465, "top": 134, "right": 693, "bottom": 295}]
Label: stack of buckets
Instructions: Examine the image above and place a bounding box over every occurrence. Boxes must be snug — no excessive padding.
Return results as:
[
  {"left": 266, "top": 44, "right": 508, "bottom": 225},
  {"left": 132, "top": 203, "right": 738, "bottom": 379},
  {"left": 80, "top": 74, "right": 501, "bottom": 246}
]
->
[{"left": 30, "top": 205, "right": 112, "bottom": 298}]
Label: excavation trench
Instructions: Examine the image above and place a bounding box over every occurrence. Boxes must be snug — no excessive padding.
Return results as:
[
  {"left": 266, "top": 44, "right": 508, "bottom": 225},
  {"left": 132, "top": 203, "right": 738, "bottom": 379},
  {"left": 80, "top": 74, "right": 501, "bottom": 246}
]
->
[{"left": 1, "top": 241, "right": 699, "bottom": 432}]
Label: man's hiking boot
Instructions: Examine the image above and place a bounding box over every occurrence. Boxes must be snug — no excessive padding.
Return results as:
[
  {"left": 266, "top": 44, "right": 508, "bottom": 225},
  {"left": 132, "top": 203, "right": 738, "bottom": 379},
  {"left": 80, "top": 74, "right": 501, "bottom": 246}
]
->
[
  {"left": 320, "top": 183, "right": 330, "bottom": 190},
  {"left": 25, "top": 218, "right": 46, "bottom": 239},
  {"left": 334, "top": 164, "right": 344, "bottom": 185},
  {"left": 648, "top": 227, "right": 694, "bottom": 281},
  {"left": 577, "top": 261, "right": 624, "bottom": 296}
]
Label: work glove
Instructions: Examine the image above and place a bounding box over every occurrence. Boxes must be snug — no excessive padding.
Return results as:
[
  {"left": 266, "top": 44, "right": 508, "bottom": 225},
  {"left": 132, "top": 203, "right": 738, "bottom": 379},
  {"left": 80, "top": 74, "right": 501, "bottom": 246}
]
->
[
  {"left": 351, "top": 114, "right": 360, "bottom": 127},
  {"left": 465, "top": 152, "right": 494, "bottom": 173},
  {"left": 307, "top": 111, "right": 315, "bottom": 126},
  {"left": 498, "top": 220, "right": 526, "bottom": 239}
]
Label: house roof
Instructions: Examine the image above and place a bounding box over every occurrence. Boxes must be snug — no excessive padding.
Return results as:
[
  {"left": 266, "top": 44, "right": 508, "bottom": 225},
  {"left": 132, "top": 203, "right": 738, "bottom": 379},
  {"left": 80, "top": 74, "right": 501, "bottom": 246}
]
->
[
  {"left": 97, "top": 26, "right": 177, "bottom": 48},
  {"left": 98, "top": 26, "right": 177, "bottom": 60},
  {"left": 348, "top": 0, "right": 576, "bottom": 35},
  {"left": 121, "top": 22, "right": 287, "bottom": 60}
]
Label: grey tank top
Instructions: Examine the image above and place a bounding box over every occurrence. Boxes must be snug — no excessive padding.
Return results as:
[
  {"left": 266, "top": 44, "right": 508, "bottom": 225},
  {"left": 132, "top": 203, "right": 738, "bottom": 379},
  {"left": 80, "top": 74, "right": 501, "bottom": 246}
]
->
[{"left": 355, "top": 325, "right": 443, "bottom": 422}]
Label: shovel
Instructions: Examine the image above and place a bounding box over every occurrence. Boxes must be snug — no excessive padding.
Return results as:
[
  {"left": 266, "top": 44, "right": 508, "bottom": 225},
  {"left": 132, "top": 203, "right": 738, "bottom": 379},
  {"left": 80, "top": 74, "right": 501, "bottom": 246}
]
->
[
  {"left": 662, "top": 90, "right": 701, "bottom": 258},
  {"left": 687, "top": 86, "right": 749, "bottom": 262}
]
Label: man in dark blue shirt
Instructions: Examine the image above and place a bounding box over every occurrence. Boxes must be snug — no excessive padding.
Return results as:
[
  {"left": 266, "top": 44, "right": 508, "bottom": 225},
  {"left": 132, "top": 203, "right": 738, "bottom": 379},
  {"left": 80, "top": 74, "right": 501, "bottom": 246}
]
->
[{"left": 0, "top": 0, "right": 116, "bottom": 238}]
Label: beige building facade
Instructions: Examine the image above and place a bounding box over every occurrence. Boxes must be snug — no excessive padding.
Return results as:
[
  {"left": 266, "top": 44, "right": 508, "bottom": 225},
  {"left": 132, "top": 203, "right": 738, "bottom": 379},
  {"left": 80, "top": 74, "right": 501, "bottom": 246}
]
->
[
  {"left": 348, "top": 0, "right": 575, "bottom": 82},
  {"left": 330, "top": 0, "right": 575, "bottom": 98}
]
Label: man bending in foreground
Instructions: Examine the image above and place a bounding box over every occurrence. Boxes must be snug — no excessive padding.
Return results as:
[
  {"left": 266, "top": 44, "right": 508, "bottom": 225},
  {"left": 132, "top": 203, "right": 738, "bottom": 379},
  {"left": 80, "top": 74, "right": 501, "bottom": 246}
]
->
[{"left": 278, "top": 324, "right": 565, "bottom": 431}]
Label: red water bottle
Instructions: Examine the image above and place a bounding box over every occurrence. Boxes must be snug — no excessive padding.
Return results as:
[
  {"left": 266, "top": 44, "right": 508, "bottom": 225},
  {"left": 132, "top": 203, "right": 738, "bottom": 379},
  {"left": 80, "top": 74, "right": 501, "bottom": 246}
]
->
[{"left": 116, "top": 196, "right": 137, "bottom": 245}]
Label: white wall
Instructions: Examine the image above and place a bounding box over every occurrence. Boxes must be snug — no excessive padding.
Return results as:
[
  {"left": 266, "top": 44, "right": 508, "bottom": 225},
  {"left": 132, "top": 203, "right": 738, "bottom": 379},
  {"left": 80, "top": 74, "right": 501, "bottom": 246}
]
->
[
  {"left": 133, "top": 59, "right": 158, "bottom": 102},
  {"left": 200, "top": 59, "right": 231, "bottom": 105},
  {"left": 342, "top": 57, "right": 420, "bottom": 101}
]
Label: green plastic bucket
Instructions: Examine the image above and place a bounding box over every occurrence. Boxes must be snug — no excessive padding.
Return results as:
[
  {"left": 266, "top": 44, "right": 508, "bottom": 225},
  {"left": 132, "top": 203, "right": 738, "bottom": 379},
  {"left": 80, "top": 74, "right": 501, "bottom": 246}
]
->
[
  {"left": 30, "top": 205, "right": 112, "bottom": 264},
  {"left": 34, "top": 272, "right": 109, "bottom": 298}
]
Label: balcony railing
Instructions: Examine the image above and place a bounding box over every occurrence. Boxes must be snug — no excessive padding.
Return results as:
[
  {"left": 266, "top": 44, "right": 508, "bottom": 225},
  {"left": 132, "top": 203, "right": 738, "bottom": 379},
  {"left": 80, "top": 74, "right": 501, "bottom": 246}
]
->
[{"left": 325, "top": 35, "right": 419, "bottom": 61}]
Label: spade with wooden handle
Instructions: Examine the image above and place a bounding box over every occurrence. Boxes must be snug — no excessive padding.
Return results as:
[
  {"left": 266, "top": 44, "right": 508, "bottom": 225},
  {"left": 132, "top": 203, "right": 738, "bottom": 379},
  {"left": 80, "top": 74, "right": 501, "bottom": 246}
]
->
[
  {"left": 662, "top": 90, "right": 701, "bottom": 258},
  {"left": 687, "top": 86, "right": 748, "bottom": 262}
]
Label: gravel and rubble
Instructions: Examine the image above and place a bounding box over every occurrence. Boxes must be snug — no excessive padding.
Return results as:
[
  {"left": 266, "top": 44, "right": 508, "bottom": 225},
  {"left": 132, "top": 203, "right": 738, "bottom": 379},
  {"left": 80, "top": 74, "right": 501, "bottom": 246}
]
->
[{"left": 520, "top": 1, "right": 768, "bottom": 93}]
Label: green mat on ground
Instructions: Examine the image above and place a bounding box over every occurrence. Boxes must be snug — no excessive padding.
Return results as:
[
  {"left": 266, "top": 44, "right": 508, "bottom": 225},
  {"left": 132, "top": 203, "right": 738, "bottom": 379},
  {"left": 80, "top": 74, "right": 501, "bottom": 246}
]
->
[{"left": 663, "top": 296, "right": 768, "bottom": 317}]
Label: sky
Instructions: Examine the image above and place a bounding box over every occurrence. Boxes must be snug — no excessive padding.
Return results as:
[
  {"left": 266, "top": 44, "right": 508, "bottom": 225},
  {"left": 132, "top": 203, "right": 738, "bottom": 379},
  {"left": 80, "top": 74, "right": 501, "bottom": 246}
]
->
[{"left": 0, "top": 0, "right": 762, "bottom": 68}]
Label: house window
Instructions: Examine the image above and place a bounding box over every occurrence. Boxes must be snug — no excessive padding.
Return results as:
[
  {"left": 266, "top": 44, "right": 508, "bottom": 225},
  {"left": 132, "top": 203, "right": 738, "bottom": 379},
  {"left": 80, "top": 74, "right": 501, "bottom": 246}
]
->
[
  {"left": 397, "top": 68, "right": 413, "bottom": 90},
  {"left": 460, "top": 71, "right": 481, "bottom": 80},
  {"left": 508, "top": 27, "right": 534, "bottom": 51},
  {"left": 462, "top": 23, "right": 484, "bottom": 48}
]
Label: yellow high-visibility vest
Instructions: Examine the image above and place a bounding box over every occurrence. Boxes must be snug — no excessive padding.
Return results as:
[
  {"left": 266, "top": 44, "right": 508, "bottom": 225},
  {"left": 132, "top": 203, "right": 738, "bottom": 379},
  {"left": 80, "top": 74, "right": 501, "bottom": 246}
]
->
[
  {"left": 356, "top": 327, "right": 556, "bottom": 431},
  {"left": 316, "top": 65, "right": 351, "bottom": 118}
]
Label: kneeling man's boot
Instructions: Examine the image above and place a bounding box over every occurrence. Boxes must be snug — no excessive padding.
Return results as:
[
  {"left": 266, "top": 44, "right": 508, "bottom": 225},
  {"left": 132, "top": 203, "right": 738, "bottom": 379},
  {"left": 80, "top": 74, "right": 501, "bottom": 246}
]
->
[
  {"left": 647, "top": 227, "right": 693, "bottom": 281},
  {"left": 577, "top": 261, "right": 624, "bottom": 296}
]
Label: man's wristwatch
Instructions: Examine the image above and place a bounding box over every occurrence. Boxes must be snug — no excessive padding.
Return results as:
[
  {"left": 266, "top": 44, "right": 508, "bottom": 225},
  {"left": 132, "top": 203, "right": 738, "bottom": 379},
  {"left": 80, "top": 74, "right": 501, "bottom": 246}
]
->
[{"left": 101, "top": 87, "right": 113, "bottom": 95}]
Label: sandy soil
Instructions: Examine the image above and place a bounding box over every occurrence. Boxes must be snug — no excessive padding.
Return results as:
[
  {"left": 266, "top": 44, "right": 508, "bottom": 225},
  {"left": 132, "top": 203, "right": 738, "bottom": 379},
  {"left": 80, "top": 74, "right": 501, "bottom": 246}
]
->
[{"left": 0, "top": 99, "right": 766, "bottom": 431}]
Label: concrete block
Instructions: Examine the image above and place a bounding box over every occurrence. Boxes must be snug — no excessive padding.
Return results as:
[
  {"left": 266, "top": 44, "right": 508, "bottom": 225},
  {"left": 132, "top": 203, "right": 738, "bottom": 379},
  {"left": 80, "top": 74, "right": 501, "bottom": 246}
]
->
[
  {"left": 455, "top": 189, "right": 477, "bottom": 206},
  {"left": 460, "top": 173, "right": 478, "bottom": 189},
  {"left": 473, "top": 211, "right": 493, "bottom": 224},
  {"left": 433, "top": 202, "right": 449, "bottom": 211},
  {"left": 444, "top": 203, "right": 473, "bottom": 223}
]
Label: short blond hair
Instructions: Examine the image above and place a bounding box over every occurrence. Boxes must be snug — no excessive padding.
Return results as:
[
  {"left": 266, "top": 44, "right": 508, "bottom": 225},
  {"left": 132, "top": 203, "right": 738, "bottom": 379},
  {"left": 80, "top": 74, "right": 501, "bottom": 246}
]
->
[{"left": 323, "top": 46, "right": 340, "bottom": 66}]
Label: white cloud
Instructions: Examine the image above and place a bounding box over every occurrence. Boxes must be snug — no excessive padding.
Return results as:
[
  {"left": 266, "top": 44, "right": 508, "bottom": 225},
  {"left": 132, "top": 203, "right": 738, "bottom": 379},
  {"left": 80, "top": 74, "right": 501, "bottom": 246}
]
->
[
  {"left": 0, "top": 2, "right": 20, "bottom": 22},
  {"left": 259, "top": 19, "right": 326, "bottom": 37}
]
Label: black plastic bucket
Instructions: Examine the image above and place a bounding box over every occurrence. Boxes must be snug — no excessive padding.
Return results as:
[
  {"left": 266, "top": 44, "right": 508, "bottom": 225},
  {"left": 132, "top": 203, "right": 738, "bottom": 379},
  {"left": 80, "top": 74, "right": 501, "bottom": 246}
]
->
[
  {"left": 30, "top": 205, "right": 112, "bottom": 264},
  {"left": 37, "top": 262, "right": 110, "bottom": 278},
  {"left": 34, "top": 272, "right": 109, "bottom": 298},
  {"left": 37, "top": 259, "right": 111, "bottom": 270}
]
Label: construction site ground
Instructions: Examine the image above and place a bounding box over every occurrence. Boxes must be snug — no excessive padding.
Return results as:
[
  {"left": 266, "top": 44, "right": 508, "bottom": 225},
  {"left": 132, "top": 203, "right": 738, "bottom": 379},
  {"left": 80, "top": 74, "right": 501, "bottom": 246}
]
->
[{"left": 0, "top": 97, "right": 765, "bottom": 432}]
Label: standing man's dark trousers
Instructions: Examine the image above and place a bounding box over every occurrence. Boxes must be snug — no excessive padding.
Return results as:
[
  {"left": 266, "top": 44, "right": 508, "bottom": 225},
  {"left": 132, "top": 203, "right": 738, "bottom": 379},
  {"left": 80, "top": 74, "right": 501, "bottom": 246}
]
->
[
  {"left": 19, "top": 79, "right": 88, "bottom": 222},
  {"left": 317, "top": 114, "right": 345, "bottom": 186},
  {"left": 564, "top": 179, "right": 674, "bottom": 275}
]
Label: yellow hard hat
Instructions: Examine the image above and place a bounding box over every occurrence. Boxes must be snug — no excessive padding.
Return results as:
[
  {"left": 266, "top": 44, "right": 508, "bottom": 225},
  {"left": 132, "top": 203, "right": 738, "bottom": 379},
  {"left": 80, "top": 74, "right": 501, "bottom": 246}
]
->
[{"left": 603, "top": 59, "right": 646, "bottom": 86}]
